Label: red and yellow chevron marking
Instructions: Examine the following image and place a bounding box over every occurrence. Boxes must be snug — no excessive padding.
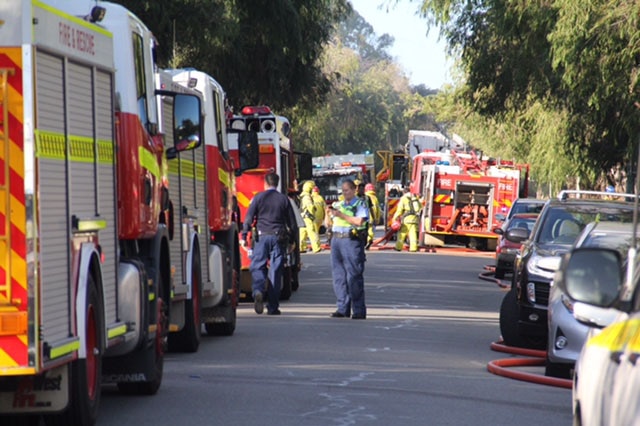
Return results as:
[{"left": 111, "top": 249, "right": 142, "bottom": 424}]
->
[
  {"left": 385, "top": 199, "right": 399, "bottom": 227},
  {"left": 434, "top": 194, "right": 451, "bottom": 204},
  {"left": 0, "top": 47, "right": 29, "bottom": 369}
]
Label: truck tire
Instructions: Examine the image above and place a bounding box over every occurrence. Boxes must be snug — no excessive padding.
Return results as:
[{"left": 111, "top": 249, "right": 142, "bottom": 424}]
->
[
  {"left": 205, "top": 308, "right": 236, "bottom": 337},
  {"left": 204, "top": 235, "right": 238, "bottom": 337},
  {"left": 499, "top": 287, "right": 526, "bottom": 348},
  {"left": 117, "top": 273, "right": 167, "bottom": 395},
  {"left": 169, "top": 254, "right": 202, "bottom": 352},
  {"left": 2, "top": 415, "right": 41, "bottom": 426},
  {"left": 45, "top": 277, "right": 103, "bottom": 426}
]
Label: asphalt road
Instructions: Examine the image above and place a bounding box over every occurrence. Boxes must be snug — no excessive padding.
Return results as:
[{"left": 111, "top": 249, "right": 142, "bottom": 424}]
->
[{"left": 98, "top": 249, "right": 573, "bottom": 426}]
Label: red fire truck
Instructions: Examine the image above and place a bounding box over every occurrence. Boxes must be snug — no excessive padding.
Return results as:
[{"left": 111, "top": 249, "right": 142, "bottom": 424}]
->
[
  {"left": 228, "top": 106, "right": 311, "bottom": 301},
  {"left": 157, "top": 69, "right": 259, "bottom": 351},
  {"left": 0, "top": 1, "right": 198, "bottom": 423},
  {"left": 408, "top": 150, "right": 529, "bottom": 250},
  {"left": 312, "top": 153, "right": 374, "bottom": 203}
]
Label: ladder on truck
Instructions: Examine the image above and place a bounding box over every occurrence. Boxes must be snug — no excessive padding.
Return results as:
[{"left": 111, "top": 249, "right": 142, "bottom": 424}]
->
[{"left": 0, "top": 68, "right": 14, "bottom": 304}]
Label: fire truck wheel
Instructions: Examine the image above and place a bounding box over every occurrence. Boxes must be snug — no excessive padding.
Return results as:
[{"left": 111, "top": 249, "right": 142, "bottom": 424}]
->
[
  {"left": 280, "top": 267, "right": 292, "bottom": 300},
  {"left": 45, "top": 277, "right": 103, "bottom": 426},
  {"left": 2, "top": 415, "right": 41, "bottom": 426},
  {"left": 169, "top": 254, "right": 202, "bottom": 352},
  {"left": 205, "top": 308, "right": 236, "bottom": 337},
  {"left": 499, "top": 287, "right": 526, "bottom": 348},
  {"left": 117, "top": 275, "right": 168, "bottom": 395}
]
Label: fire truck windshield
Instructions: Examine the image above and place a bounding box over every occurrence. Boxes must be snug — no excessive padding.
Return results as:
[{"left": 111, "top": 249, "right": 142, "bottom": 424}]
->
[{"left": 315, "top": 173, "right": 362, "bottom": 202}]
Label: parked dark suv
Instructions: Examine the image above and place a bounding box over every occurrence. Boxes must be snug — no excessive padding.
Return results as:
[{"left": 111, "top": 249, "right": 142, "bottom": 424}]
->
[{"left": 499, "top": 190, "right": 635, "bottom": 348}]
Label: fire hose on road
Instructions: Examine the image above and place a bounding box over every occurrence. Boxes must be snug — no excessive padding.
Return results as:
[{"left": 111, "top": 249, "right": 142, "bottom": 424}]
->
[{"left": 480, "top": 264, "right": 573, "bottom": 389}]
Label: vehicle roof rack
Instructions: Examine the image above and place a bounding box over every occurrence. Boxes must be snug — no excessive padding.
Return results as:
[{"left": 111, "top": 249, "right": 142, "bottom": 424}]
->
[{"left": 557, "top": 189, "right": 637, "bottom": 201}]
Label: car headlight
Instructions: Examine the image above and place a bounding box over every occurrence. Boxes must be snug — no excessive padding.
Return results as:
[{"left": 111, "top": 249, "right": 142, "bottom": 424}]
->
[
  {"left": 561, "top": 293, "right": 574, "bottom": 313},
  {"left": 527, "top": 253, "right": 562, "bottom": 280}
]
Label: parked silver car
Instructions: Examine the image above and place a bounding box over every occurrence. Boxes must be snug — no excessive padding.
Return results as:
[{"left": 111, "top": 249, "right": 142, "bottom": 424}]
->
[{"left": 546, "top": 221, "right": 631, "bottom": 378}]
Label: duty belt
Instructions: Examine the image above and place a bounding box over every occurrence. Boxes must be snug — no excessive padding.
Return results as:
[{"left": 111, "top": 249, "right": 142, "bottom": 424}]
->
[
  {"left": 332, "top": 231, "right": 352, "bottom": 238},
  {"left": 258, "top": 230, "right": 282, "bottom": 236}
]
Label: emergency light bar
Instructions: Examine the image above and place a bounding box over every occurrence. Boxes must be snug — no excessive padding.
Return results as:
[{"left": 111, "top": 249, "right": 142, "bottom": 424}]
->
[{"left": 241, "top": 105, "right": 272, "bottom": 116}]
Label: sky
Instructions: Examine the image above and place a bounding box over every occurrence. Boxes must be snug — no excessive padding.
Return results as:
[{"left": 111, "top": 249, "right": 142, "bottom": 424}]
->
[{"left": 349, "top": 0, "right": 452, "bottom": 89}]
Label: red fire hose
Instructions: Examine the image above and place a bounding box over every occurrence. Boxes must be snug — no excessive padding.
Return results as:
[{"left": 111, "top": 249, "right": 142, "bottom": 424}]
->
[
  {"left": 480, "top": 264, "right": 572, "bottom": 389},
  {"left": 487, "top": 340, "right": 572, "bottom": 389}
]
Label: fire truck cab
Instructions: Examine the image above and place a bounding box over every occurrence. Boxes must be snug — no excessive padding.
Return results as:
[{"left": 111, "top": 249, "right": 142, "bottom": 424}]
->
[{"left": 228, "top": 106, "right": 311, "bottom": 301}]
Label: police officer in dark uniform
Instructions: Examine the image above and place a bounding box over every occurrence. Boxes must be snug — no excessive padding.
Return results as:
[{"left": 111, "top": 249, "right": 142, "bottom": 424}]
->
[{"left": 240, "top": 173, "right": 298, "bottom": 315}]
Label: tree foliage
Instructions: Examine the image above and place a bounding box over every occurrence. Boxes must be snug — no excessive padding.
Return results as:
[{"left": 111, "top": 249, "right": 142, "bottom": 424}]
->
[
  {"left": 112, "top": 0, "right": 351, "bottom": 110},
  {"left": 417, "top": 0, "right": 640, "bottom": 193},
  {"left": 289, "top": 10, "right": 435, "bottom": 157}
]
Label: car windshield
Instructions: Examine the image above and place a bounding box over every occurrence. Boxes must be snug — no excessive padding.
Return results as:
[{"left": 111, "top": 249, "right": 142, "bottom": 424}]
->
[
  {"left": 510, "top": 201, "right": 545, "bottom": 217},
  {"left": 538, "top": 205, "right": 634, "bottom": 245},
  {"left": 507, "top": 217, "right": 537, "bottom": 232}
]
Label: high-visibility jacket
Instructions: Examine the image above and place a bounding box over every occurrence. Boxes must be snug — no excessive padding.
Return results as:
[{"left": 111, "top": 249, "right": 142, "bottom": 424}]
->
[{"left": 393, "top": 193, "right": 422, "bottom": 224}]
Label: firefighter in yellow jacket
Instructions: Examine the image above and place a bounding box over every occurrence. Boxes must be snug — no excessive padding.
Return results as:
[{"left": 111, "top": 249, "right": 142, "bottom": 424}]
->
[
  {"left": 299, "top": 180, "right": 322, "bottom": 253},
  {"left": 364, "top": 183, "right": 381, "bottom": 248},
  {"left": 392, "top": 188, "right": 422, "bottom": 252},
  {"left": 311, "top": 186, "right": 326, "bottom": 234}
]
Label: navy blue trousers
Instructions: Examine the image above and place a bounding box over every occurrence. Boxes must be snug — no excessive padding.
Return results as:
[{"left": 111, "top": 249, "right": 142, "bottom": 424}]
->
[
  {"left": 330, "top": 236, "right": 366, "bottom": 317},
  {"left": 250, "top": 235, "right": 285, "bottom": 312}
]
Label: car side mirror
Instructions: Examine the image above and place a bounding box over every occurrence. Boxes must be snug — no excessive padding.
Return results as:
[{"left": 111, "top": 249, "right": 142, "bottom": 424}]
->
[
  {"left": 505, "top": 227, "right": 528, "bottom": 243},
  {"left": 555, "top": 247, "right": 623, "bottom": 308}
]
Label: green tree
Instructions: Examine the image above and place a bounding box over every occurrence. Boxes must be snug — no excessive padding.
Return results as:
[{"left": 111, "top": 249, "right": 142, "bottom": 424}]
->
[{"left": 112, "top": 0, "right": 351, "bottom": 110}]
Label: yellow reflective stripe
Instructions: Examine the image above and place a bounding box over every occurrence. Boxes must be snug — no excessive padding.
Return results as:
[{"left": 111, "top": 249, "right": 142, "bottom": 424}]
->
[
  {"left": 34, "top": 130, "right": 65, "bottom": 159},
  {"left": 76, "top": 219, "right": 107, "bottom": 232},
  {"left": 167, "top": 158, "right": 205, "bottom": 181},
  {"left": 49, "top": 339, "right": 80, "bottom": 359},
  {"left": 34, "top": 0, "right": 113, "bottom": 38},
  {"left": 218, "top": 167, "right": 231, "bottom": 189},
  {"left": 587, "top": 319, "right": 640, "bottom": 351},
  {"left": 107, "top": 324, "right": 127, "bottom": 339},
  {"left": 35, "top": 130, "right": 114, "bottom": 164},
  {"left": 139, "top": 146, "right": 160, "bottom": 179}
]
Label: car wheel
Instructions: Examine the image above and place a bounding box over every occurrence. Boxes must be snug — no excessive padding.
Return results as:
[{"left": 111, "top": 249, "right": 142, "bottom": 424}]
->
[
  {"left": 494, "top": 262, "right": 505, "bottom": 279},
  {"left": 545, "top": 358, "right": 572, "bottom": 379},
  {"left": 499, "top": 287, "right": 526, "bottom": 347}
]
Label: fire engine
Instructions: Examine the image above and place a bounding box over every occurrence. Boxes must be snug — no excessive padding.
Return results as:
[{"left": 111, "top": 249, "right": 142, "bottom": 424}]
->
[
  {"left": 0, "top": 1, "right": 198, "bottom": 423},
  {"left": 409, "top": 149, "right": 529, "bottom": 250},
  {"left": 227, "top": 106, "right": 311, "bottom": 301},
  {"left": 157, "top": 69, "right": 259, "bottom": 351},
  {"left": 312, "top": 153, "right": 374, "bottom": 202}
]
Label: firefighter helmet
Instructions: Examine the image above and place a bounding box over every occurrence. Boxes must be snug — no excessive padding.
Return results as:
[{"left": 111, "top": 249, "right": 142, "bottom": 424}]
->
[
  {"left": 365, "top": 183, "right": 374, "bottom": 192},
  {"left": 391, "top": 220, "right": 401, "bottom": 231},
  {"left": 302, "top": 180, "right": 315, "bottom": 193}
]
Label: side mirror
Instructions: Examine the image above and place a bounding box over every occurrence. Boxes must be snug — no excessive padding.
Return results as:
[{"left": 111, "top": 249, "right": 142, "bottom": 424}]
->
[
  {"left": 493, "top": 227, "right": 504, "bottom": 235},
  {"left": 174, "top": 94, "right": 202, "bottom": 153},
  {"left": 505, "top": 227, "right": 528, "bottom": 243},
  {"left": 237, "top": 131, "right": 259, "bottom": 173},
  {"left": 555, "top": 248, "right": 623, "bottom": 308},
  {"left": 296, "top": 152, "right": 313, "bottom": 181}
]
